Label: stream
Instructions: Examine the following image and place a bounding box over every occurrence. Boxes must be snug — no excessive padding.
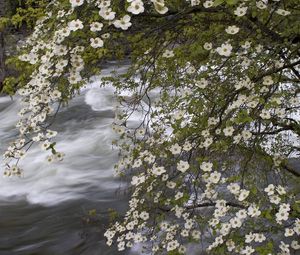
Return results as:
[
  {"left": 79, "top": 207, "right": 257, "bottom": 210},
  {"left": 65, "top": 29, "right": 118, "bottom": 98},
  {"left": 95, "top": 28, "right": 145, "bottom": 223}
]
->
[{"left": 0, "top": 65, "right": 133, "bottom": 255}]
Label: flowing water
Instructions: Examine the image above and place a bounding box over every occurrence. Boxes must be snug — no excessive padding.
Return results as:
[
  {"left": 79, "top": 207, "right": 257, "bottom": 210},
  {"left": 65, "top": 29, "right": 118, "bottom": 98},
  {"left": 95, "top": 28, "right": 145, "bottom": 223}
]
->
[{"left": 0, "top": 65, "right": 135, "bottom": 255}]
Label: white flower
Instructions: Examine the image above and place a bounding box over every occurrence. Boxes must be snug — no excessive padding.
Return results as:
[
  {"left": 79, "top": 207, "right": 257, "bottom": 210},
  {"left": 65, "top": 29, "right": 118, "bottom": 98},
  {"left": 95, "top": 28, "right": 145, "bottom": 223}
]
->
[
  {"left": 225, "top": 25, "right": 240, "bottom": 35},
  {"left": 236, "top": 209, "right": 247, "bottom": 219},
  {"left": 196, "top": 78, "right": 208, "bottom": 88},
  {"left": 279, "top": 241, "right": 290, "bottom": 254},
  {"left": 184, "top": 219, "right": 194, "bottom": 229},
  {"left": 192, "top": 230, "right": 201, "bottom": 240},
  {"left": 203, "top": 137, "right": 213, "bottom": 148},
  {"left": 241, "top": 41, "right": 251, "bottom": 50},
  {"left": 99, "top": 7, "right": 116, "bottom": 20},
  {"left": 59, "top": 27, "right": 71, "bottom": 37},
  {"left": 234, "top": 6, "right": 248, "bottom": 17},
  {"left": 226, "top": 239, "right": 235, "bottom": 252},
  {"left": 175, "top": 191, "right": 184, "bottom": 200},
  {"left": 132, "top": 159, "right": 142, "bottom": 168},
  {"left": 53, "top": 45, "right": 68, "bottom": 56},
  {"left": 43, "top": 153, "right": 55, "bottom": 163},
  {"left": 241, "top": 57, "right": 251, "bottom": 67},
  {"left": 68, "top": 19, "right": 84, "bottom": 31},
  {"left": 162, "top": 49, "right": 174, "bottom": 58},
  {"left": 247, "top": 204, "right": 261, "bottom": 217},
  {"left": 208, "top": 117, "right": 218, "bottom": 126},
  {"left": 51, "top": 90, "right": 62, "bottom": 99},
  {"left": 55, "top": 152, "right": 65, "bottom": 161},
  {"left": 104, "top": 230, "right": 116, "bottom": 239},
  {"left": 140, "top": 211, "right": 149, "bottom": 220},
  {"left": 144, "top": 153, "right": 155, "bottom": 164},
  {"left": 181, "top": 229, "right": 189, "bottom": 237},
  {"left": 238, "top": 189, "right": 250, "bottom": 201},
  {"left": 245, "top": 232, "right": 255, "bottom": 243},
  {"left": 276, "top": 210, "right": 289, "bottom": 223},
  {"left": 41, "top": 140, "right": 51, "bottom": 150},
  {"left": 178, "top": 245, "right": 186, "bottom": 254},
  {"left": 260, "top": 109, "right": 271, "bottom": 119},
  {"left": 241, "top": 246, "right": 255, "bottom": 255},
  {"left": 294, "top": 220, "right": 300, "bottom": 235},
  {"left": 262, "top": 75, "right": 274, "bottom": 85},
  {"left": 46, "top": 130, "right": 58, "bottom": 138},
  {"left": 218, "top": 223, "right": 231, "bottom": 236},
  {"left": 203, "top": 0, "right": 213, "bottom": 8},
  {"left": 291, "top": 240, "right": 300, "bottom": 250},
  {"left": 208, "top": 171, "right": 221, "bottom": 184},
  {"left": 227, "top": 183, "right": 240, "bottom": 195},
  {"left": 254, "top": 233, "right": 266, "bottom": 243},
  {"left": 264, "top": 184, "right": 275, "bottom": 195},
  {"left": 280, "top": 203, "right": 291, "bottom": 212},
  {"left": 127, "top": 0, "right": 144, "bottom": 15},
  {"left": 256, "top": 1, "right": 267, "bottom": 9},
  {"left": 167, "top": 181, "right": 176, "bottom": 189},
  {"left": 177, "top": 160, "right": 189, "bottom": 173},
  {"left": 70, "top": 0, "right": 84, "bottom": 8},
  {"left": 90, "top": 37, "right": 104, "bottom": 48},
  {"left": 68, "top": 71, "right": 82, "bottom": 84},
  {"left": 276, "top": 9, "right": 291, "bottom": 16},
  {"left": 187, "top": 66, "right": 196, "bottom": 74},
  {"left": 57, "top": 10, "right": 65, "bottom": 18},
  {"left": 216, "top": 43, "right": 233, "bottom": 57},
  {"left": 223, "top": 126, "right": 235, "bottom": 136},
  {"left": 153, "top": 0, "right": 168, "bottom": 14},
  {"left": 166, "top": 240, "right": 180, "bottom": 251},
  {"left": 242, "top": 130, "right": 252, "bottom": 140},
  {"left": 209, "top": 218, "right": 219, "bottom": 227},
  {"left": 131, "top": 175, "right": 145, "bottom": 186},
  {"left": 152, "top": 165, "right": 166, "bottom": 176},
  {"left": 284, "top": 228, "right": 294, "bottom": 237},
  {"left": 169, "top": 143, "right": 181, "bottom": 154},
  {"left": 269, "top": 195, "right": 281, "bottom": 204},
  {"left": 118, "top": 241, "right": 125, "bottom": 251},
  {"left": 254, "top": 44, "right": 263, "bottom": 53},
  {"left": 173, "top": 110, "right": 185, "bottom": 120},
  {"left": 200, "top": 161, "right": 213, "bottom": 172},
  {"left": 247, "top": 100, "right": 259, "bottom": 108},
  {"left": 182, "top": 141, "right": 193, "bottom": 151},
  {"left": 114, "top": 15, "right": 132, "bottom": 30},
  {"left": 230, "top": 217, "right": 242, "bottom": 228},
  {"left": 102, "top": 33, "right": 110, "bottom": 39},
  {"left": 90, "top": 22, "right": 103, "bottom": 32},
  {"left": 152, "top": 245, "right": 159, "bottom": 252},
  {"left": 201, "top": 130, "right": 210, "bottom": 137},
  {"left": 161, "top": 174, "right": 168, "bottom": 181},
  {"left": 203, "top": 42, "right": 212, "bottom": 50},
  {"left": 191, "top": 0, "right": 201, "bottom": 6},
  {"left": 276, "top": 185, "right": 286, "bottom": 195}
]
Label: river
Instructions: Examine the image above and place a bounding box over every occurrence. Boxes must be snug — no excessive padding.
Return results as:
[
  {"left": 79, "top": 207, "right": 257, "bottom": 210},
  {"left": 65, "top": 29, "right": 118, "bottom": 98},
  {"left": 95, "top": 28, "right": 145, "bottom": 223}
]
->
[{"left": 0, "top": 65, "right": 134, "bottom": 255}]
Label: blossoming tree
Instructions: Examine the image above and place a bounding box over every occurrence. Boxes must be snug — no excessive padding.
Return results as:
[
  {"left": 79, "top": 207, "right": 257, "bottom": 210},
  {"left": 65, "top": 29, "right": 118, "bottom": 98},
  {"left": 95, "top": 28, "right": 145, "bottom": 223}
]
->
[{"left": 2, "top": 0, "right": 300, "bottom": 254}]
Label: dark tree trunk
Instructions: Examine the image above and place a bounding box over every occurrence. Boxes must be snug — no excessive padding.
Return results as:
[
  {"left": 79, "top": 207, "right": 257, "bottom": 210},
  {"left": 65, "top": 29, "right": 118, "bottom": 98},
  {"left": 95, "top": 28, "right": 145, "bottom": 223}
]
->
[{"left": 0, "top": 0, "right": 7, "bottom": 92}]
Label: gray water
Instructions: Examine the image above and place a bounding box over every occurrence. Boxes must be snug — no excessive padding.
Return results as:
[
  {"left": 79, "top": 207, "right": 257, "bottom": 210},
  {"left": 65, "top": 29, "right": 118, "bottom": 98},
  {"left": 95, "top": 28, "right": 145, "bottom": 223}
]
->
[{"left": 0, "top": 68, "right": 133, "bottom": 255}]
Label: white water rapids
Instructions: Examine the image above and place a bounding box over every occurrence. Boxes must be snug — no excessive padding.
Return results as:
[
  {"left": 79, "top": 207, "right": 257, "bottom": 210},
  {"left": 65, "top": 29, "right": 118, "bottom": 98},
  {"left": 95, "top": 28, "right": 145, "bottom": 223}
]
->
[{"left": 0, "top": 65, "right": 138, "bottom": 254}]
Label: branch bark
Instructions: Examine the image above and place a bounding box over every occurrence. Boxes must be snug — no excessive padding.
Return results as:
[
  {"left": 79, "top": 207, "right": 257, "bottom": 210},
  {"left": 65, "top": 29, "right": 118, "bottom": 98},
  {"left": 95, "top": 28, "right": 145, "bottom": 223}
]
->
[{"left": 0, "top": 0, "right": 7, "bottom": 93}]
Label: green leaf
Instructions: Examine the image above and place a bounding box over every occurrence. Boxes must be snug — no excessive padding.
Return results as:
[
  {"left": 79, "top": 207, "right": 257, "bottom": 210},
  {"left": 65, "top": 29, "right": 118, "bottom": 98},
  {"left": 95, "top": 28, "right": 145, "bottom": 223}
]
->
[
  {"left": 226, "top": 0, "right": 239, "bottom": 5},
  {"left": 262, "top": 210, "right": 273, "bottom": 220},
  {"left": 213, "top": 0, "right": 225, "bottom": 7},
  {"left": 88, "top": 209, "right": 97, "bottom": 216},
  {"left": 251, "top": 186, "right": 257, "bottom": 195}
]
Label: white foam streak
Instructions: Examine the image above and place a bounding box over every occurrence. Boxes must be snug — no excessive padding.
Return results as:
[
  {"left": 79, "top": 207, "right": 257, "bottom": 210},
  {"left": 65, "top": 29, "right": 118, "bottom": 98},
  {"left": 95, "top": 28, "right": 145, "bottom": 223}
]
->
[{"left": 0, "top": 73, "right": 124, "bottom": 205}]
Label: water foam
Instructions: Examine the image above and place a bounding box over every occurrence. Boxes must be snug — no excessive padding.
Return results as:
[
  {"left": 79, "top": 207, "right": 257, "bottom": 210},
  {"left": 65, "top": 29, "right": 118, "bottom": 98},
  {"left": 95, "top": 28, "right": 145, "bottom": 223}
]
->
[{"left": 0, "top": 78, "right": 122, "bottom": 206}]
